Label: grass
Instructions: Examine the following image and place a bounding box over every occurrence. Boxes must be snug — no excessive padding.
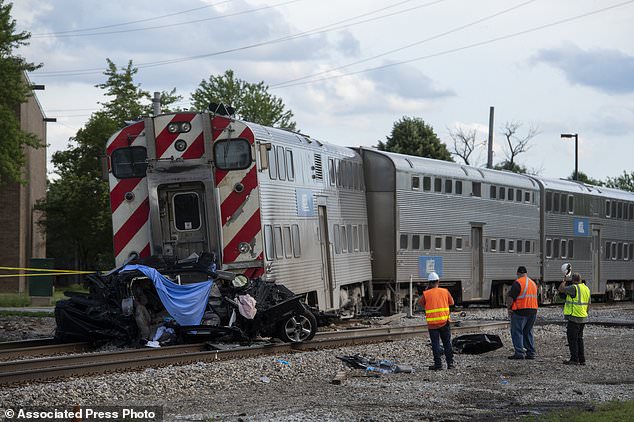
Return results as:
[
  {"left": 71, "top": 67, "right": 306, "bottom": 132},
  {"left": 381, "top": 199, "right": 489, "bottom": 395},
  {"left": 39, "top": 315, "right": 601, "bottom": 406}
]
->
[
  {"left": 541, "top": 400, "right": 634, "bottom": 421},
  {"left": 0, "top": 293, "right": 31, "bottom": 307},
  {"left": 0, "top": 310, "right": 53, "bottom": 318}
]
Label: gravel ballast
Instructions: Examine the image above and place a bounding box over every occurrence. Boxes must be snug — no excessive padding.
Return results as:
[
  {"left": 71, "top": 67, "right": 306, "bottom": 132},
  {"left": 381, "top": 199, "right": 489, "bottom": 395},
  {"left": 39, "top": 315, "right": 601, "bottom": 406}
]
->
[{"left": 0, "top": 306, "right": 633, "bottom": 421}]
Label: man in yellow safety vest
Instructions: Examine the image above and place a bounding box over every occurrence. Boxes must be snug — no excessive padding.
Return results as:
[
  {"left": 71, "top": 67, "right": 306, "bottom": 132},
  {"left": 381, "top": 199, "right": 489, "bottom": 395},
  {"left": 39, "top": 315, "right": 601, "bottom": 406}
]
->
[{"left": 558, "top": 272, "right": 591, "bottom": 365}]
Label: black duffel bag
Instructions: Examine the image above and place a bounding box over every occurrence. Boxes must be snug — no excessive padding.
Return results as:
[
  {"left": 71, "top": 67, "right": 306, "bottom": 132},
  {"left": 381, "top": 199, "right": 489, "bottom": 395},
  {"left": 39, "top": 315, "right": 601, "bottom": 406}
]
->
[{"left": 452, "top": 333, "right": 503, "bottom": 354}]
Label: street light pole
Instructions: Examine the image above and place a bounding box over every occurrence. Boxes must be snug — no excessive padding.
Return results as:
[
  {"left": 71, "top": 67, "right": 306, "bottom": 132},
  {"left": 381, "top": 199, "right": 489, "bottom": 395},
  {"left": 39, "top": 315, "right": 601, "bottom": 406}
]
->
[{"left": 561, "top": 133, "right": 578, "bottom": 180}]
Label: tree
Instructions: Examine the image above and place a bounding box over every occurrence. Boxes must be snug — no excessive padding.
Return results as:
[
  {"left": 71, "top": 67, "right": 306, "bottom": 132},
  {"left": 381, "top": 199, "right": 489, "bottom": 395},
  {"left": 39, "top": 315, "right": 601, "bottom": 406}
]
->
[
  {"left": 605, "top": 171, "right": 634, "bottom": 192},
  {"left": 378, "top": 117, "right": 453, "bottom": 161},
  {"left": 567, "top": 171, "right": 603, "bottom": 186},
  {"left": 448, "top": 125, "right": 484, "bottom": 165},
  {"left": 494, "top": 121, "right": 539, "bottom": 174},
  {"left": 36, "top": 60, "right": 181, "bottom": 272},
  {"left": 0, "top": 0, "right": 42, "bottom": 185},
  {"left": 190, "top": 69, "right": 296, "bottom": 130}
]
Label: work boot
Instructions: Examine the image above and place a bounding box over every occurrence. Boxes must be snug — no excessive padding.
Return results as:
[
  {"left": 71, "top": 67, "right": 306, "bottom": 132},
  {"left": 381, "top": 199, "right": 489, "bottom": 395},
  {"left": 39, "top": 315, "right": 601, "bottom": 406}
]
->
[
  {"left": 447, "top": 363, "right": 455, "bottom": 369},
  {"left": 428, "top": 365, "right": 442, "bottom": 371},
  {"left": 563, "top": 360, "right": 579, "bottom": 365},
  {"left": 508, "top": 355, "right": 524, "bottom": 360}
]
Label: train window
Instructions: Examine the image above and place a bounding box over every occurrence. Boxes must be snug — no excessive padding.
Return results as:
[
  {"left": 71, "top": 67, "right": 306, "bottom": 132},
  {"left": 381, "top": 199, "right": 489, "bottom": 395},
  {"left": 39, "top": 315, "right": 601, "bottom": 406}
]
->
[
  {"left": 268, "top": 147, "right": 277, "bottom": 180},
  {"left": 400, "top": 234, "right": 408, "bottom": 250},
  {"left": 499, "top": 187, "right": 506, "bottom": 200},
  {"left": 111, "top": 146, "right": 148, "bottom": 179},
  {"left": 553, "top": 239, "right": 560, "bottom": 258},
  {"left": 412, "top": 176, "right": 420, "bottom": 190},
  {"left": 525, "top": 191, "right": 531, "bottom": 203},
  {"left": 490, "top": 239, "right": 497, "bottom": 252},
  {"left": 568, "top": 239, "right": 573, "bottom": 258},
  {"left": 292, "top": 224, "right": 301, "bottom": 257},
  {"left": 364, "top": 225, "right": 370, "bottom": 251},
  {"left": 625, "top": 203, "right": 629, "bottom": 220},
  {"left": 605, "top": 200, "right": 611, "bottom": 217},
  {"left": 508, "top": 188, "right": 514, "bottom": 201},
  {"left": 445, "top": 179, "right": 453, "bottom": 194},
  {"left": 277, "top": 146, "right": 286, "bottom": 181},
  {"left": 472, "top": 182, "right": 481, "bottom": 197},
  {"left": 341, "top": 226, "right": 348, "bottom": 253},
  {"left": 545, "top": 239, "right": 552, "bottom": 258},
  {"left": 553, "top": 193, "right": 560, "bottom": 212},
  {"left": 346, "top": 162, "right": 353, "bottom": 188},
  {"left": 346, "top": 224, "right": 353, "bottom": 253},
  {"left": 499, "top": 239, "right": 506, "bottom": 252},
  {"left": 625, "top": 244, "right": 630, "bottom": 261},
  {"left": 412, "top": 235, "right": 420, "bottom": 250},
  {"left": 560, "top": 194, "right": 567, "bottom": 214},
  {"left": 508, "top": 240, "right": 515, "bottom": 253},
  {"left": 561, "top": 239, "right": 567, "bottom": 258},
  {"left": 336, "top": 160, "right": 342, "bottom": 187},
  {"left": 490, "top": 185, "right": 497, "bottom": 199},
  {"left": 630, "top": 204, "right": 633, "bottom": 220},
  {"left": 455, "top": 181, "right": 463, "bottom": 195},
  {"left": 352, "top": 163, "right": 359, "bottom": 190},
  {"left": 568, "top": 195, "right": 574, "bottom": 214},
  {"left": 516, "top": 190, "right": 522, "bottom": 202},
  {"left": 605, "top": 241, "right": 610, "bottom": 259},
  {"left": 353, "top": 226, "right": 360, "bottom": 252},
  {"left": 173, "top": 192, "right": 201, "bottom": 231},
  {"left": 214, "top": 139, "right": 252, "bottom": 170},
  {"left": 274, "top": 226, "right": 284, "bottom": 259},
  {"left": 612, "top": 201, "right": 617, "bottom": 219},
  {"left": 630, "top": 243, "right": 634, "bottom": 260},
  {"left": 618, "top": 242, "right": 623, "bottom": 260},
  {"left": 423, "top": 176, "right": 431, "bottom": 191},
  {"left": 456, "top": 237, "right": 463, "bottom": 250},
  {"left": 333, "top": 224, "right": 340, "bottom": 254},
  {"left": 286, "top": 149, "right": 295, "bottom": 181},
  {"left": 329, "top": 158, "right": 335, "bottom": 186},
  {"left": 434, "top": 178, "right": 442, "bottom": 192},
  {"left": 611, "top": 242, "right": 617, "bottom": 260},
  {"left": 435, "top": 237, "right": 442, "bottom": 250},
  {"left": 618, "top": 202, "right": 623, "bottom": 219},
  {"left": 517, "top": 240, "right": 523, "bottom": 253},
  {"left": 546, "top": 192, "right": 552, "bottom": 211},
  {"left": 525, "top": 240, "right": 531, "bottom": 254},
  {"left": 423, "top": 235, "right": 431, "bottom": 250},
  {"left": 264, "top": 225, "right": 274, "bottom": 260},
  {"left": 283, "top": 226, "right": 292, "bottom": 258},
  {"left": 445, "top": 236, "right": 452, "bottom": 250}
]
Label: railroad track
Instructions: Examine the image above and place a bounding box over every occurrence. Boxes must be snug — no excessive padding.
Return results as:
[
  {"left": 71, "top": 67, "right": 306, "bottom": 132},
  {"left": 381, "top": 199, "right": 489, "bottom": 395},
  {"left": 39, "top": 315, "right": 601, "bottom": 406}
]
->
[
  {"left": 0, "top": 341, "right": 90, "bottom": 361},
  {"left": 0, "top": 320, "right": 508, "bottom": 386}
]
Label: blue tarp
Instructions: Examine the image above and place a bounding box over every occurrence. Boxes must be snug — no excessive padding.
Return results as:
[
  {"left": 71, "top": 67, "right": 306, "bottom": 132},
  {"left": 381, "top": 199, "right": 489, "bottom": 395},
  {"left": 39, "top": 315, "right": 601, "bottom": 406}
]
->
[{"left": 122, "top": 264, "right": 213, "bottom": 326}]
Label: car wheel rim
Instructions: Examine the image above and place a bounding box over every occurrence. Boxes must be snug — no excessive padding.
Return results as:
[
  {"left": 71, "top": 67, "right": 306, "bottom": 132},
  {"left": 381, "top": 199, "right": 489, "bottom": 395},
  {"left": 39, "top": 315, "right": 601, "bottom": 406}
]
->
[{"left": 284, "top": 315, "right": 312, "bottom": 342}]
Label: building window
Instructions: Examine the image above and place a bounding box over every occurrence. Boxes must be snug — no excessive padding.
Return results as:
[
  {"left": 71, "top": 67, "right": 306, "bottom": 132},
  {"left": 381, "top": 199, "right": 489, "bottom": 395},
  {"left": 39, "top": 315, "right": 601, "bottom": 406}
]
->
[
  {"left": 472, "top": 182, "right": 481, "bottom": 197},
  {"left": 499, "top": 187, "right": 506, "bottom": 201},
  {"left": 412, "top": 235, "right": 420, "bottom": 250},
  {"left": 490, "top": 239, "right": 497, "bottom": 252},
  {"left": 412, "top": 176, "right": 420, "bottom": 190},
  {"left": 568, "top": 195, "right": 574, "bottom": 214},
  {"left": 274, "top": 226, "right": 284, "bottom": 259},
  {"left": 264, "top": 225, "right": 274, "bottom": 260},
  {"left": 434, "top": 178, "right": 442, "bottom": 192},
  {"left": 423, "top": 176, "right": 431, "bottom": 191},
  {"left": 435, "top": 237, "right": 442, "bottom": 250},
  {"left": 292, "top": 224, "right": 301, "bottom": 257},
  {"left": 508, "top": 240, "right": 515, "bottom": 253},
  {"left": 445, "top": 236, "right": 453, "bottom": 250},
  {"left": 445, "top": 179, "right": 453, "bottom": 194},
  {"left": 423, "top": 235, "right": 431, "bottom": 250},
  {"left": 546, "top": 239, "right": 552, "bottom": 258},
  {"left": 456, "top": 237, "right": 463, "bottom": 250},
  {"left": 455, "top": 181, "right": 463, "bottom": 195},
  {"left": 283, "top": 226, "right": 292, "bottom": 258},
  {"left": 499, "top": 239, "right": 506, "bottom": 252},
  {"left": 490, "top": 185, "right": 497, "bottom": 199}
]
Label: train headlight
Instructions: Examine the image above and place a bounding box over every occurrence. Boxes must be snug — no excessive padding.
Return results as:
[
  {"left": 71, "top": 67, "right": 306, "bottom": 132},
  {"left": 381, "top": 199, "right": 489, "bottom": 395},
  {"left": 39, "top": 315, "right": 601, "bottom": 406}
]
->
[
  {"left": 167, "top": 123, "right": 179, "bottom": 133},
  {"left": 174, "top": 139, "right": 187, "bottom": 152},
  {"left": 180, "top": 121, "right": 192, "bottom": 133},
  {"left": 238, "top": 242, "right": 251, "bottom": 254}
]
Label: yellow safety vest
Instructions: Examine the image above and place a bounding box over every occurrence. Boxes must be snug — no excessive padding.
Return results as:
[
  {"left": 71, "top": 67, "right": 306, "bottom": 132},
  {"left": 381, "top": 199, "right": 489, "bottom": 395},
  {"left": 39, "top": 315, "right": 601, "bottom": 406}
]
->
[{"left": 564, "top": 283, "right": 590, "bottom": 318}]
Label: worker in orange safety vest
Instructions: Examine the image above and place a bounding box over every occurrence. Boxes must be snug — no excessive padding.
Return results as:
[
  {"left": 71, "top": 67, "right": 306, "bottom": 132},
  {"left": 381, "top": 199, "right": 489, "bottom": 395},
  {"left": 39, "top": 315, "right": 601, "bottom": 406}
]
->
[
  {"left": 418, "top": 272, "right": 455, "bottom": 370},
  {"left": 506, "top": 266, "right": 538, "bottom": 360}
]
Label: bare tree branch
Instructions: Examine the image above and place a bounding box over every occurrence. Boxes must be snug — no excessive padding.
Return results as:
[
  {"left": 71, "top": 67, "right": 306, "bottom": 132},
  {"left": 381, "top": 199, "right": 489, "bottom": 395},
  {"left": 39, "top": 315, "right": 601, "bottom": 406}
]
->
[
  {"left": 448, "top": 125, "right": 484, "bottom": 166},
  {"left": 500, "top": 121, "right": 540, "bottom": 166}
]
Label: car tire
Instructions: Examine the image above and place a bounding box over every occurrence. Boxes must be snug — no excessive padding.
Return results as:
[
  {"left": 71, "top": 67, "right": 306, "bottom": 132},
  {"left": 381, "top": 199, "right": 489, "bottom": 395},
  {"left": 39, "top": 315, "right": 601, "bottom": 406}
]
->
[{"left": 277, "top": 308, "right": 317, "bottom": 343}]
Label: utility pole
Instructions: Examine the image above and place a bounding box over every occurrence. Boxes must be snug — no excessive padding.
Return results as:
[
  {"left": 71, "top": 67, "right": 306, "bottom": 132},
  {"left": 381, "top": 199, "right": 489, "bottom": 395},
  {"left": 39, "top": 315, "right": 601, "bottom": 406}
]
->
[{"left": 487, "top": 106, "right": 494, "bottom": 168}]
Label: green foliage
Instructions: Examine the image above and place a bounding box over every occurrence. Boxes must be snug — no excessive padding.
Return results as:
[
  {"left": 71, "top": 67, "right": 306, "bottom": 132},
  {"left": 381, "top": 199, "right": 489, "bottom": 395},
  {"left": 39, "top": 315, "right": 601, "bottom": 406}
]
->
[
  {"left": 190, "top": 69, "right": 296, "bottom": 130},
  {"left": 378, "top": 117, "right": 453, "bottom": 161},
  {"left": 605, "top": 171, "right": 634, "bottom": 192},
  {"left": 37, "top": 60, "right": 181, "bottom": 272},
  {"left": 0, "top": 0, "right": 43, "bottom": 185},
  {"left": 0, "top": 293, "right": 31, "bottom": 307},
  {"left": 494, "top": 160, "right": 527, "bottom": 174},
  {"left": 542, "top": 400, "right": 634, "bottom": 422},
  {"left": 567, "top": 171, "right": 604, "bottom": 186}
]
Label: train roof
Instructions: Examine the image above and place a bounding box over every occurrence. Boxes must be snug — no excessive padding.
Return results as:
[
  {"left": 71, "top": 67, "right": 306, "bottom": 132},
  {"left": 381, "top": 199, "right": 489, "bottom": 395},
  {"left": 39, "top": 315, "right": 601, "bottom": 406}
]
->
[
  {"left": 363, "top": 148, "right": 539, "bottom": 190},
  {"left": 531, "top": 176, "right": 634, "bottom": 201},
  {"left": 245, "top": 121, "right": 358, "bottom": 158}
]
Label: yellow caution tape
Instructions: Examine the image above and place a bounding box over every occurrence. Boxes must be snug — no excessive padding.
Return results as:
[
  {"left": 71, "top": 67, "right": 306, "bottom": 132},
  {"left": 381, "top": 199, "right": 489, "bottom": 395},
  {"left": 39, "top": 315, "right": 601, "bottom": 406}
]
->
[
  {"left": 0, "top": 272, "right": 94, "bottom": 278},
  {"left": 0, "top": 266, "right": 95, "bottom": 278}
]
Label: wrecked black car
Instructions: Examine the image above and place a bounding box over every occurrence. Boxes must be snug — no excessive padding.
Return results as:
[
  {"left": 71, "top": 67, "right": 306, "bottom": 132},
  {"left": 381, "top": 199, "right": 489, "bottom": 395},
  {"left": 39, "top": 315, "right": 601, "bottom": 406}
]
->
[{"left": 55, "top": 254, "right": 318, "bottom": 346}]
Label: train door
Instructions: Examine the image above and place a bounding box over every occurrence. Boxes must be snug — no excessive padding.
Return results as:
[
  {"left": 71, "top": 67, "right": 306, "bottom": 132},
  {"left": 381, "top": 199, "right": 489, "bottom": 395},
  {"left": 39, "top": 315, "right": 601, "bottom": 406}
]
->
[
  {"left": 158, "top": 182, "right": 209, "bottom": 259},
  {"left": 471, "top": 226, "right": 484, "bottom": 298},
  {"left": 318, "top": 205, "right": 334, "bottom": 308},
  {"left": 591, "top": 227, "right": 601, "bottom": 294}
]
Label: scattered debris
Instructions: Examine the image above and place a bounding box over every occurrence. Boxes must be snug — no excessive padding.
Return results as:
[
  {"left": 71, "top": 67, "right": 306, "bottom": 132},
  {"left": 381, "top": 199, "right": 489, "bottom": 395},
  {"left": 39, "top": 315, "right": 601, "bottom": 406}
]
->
[{"left": 452, "top": 333, "right": 503, "bottom": 354}]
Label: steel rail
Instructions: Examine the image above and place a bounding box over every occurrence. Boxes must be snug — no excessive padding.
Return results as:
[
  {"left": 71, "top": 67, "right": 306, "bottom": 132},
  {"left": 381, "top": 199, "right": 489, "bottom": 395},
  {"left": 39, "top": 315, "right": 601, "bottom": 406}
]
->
[
  {"left": 0, "top": 342, "right": 90, "bottom": 361},
  {"left": 0, "top": 321, "right": 508, "bottom": 386}
]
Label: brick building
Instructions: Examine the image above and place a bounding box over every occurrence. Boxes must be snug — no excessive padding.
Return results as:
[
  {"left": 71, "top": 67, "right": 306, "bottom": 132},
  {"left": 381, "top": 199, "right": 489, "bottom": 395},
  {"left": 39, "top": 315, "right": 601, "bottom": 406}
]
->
[{"left": 0, "top": 76, "right": 48, "bottom": 293}]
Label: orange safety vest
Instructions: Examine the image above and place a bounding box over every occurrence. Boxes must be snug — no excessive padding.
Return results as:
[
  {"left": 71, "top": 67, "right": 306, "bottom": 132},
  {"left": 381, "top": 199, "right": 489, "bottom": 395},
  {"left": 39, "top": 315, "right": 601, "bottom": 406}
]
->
[
  {"left": 423, "top": 287, "right": 453, "bottom": 329},
  {"left": 511, "top": 275, "right": 538, "bottom": 310}
]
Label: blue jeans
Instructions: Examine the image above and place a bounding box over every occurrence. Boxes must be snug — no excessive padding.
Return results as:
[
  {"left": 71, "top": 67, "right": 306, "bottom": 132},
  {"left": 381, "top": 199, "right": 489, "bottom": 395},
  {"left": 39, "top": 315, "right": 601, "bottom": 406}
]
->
[
  {"left": 429, "top": 323, "right": 454, "bottom": 367},
  {"left": 510, "top": 312, "right": 536, "bottom": 357}
]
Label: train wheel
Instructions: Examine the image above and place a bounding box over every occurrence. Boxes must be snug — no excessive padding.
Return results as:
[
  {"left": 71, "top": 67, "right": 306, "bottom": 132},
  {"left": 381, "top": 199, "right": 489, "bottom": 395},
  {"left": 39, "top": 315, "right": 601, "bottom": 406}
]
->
[{"left": 277, "top": 309, "right": 317, "bottom": 343}]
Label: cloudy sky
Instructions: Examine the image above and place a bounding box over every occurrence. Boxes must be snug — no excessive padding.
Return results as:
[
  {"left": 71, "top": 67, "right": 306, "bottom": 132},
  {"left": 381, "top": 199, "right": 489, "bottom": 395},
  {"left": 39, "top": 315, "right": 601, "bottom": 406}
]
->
[{"left": 13, "top": 0, "right": 634, "bottom": 180}]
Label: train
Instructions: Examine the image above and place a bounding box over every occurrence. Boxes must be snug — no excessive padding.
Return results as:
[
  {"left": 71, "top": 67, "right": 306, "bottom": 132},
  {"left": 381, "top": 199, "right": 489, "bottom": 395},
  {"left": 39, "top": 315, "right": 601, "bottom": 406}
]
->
[{"left": 105, "top": 107, "right": 634, "bottom": 316}]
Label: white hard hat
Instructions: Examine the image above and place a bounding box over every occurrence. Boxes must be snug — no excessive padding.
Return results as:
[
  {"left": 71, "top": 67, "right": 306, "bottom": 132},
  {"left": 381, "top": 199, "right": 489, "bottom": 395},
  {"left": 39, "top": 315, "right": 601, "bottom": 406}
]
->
[
  {"left": 561, "top": 263, "right": 572, "bottom": 277},
  {"left": 428, "top": 272, "right": 440, "bottom": 282}
]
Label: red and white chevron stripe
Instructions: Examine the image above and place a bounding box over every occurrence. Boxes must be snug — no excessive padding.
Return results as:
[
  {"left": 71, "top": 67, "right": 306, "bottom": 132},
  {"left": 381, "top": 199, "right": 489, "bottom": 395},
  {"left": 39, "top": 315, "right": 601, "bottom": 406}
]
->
[
  {"left": 154, "top": 113, "right": 204, "bottom": 160},
  {"left": 106, "top": 121, "right": 151, "bottom": 266}
]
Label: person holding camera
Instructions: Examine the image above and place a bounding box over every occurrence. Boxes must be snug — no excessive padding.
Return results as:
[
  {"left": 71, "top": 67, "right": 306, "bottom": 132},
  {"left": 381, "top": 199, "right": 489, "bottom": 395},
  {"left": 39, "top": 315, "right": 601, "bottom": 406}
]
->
[{"left": 558, "top": 272, "right": 590, "bottom": 365}]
